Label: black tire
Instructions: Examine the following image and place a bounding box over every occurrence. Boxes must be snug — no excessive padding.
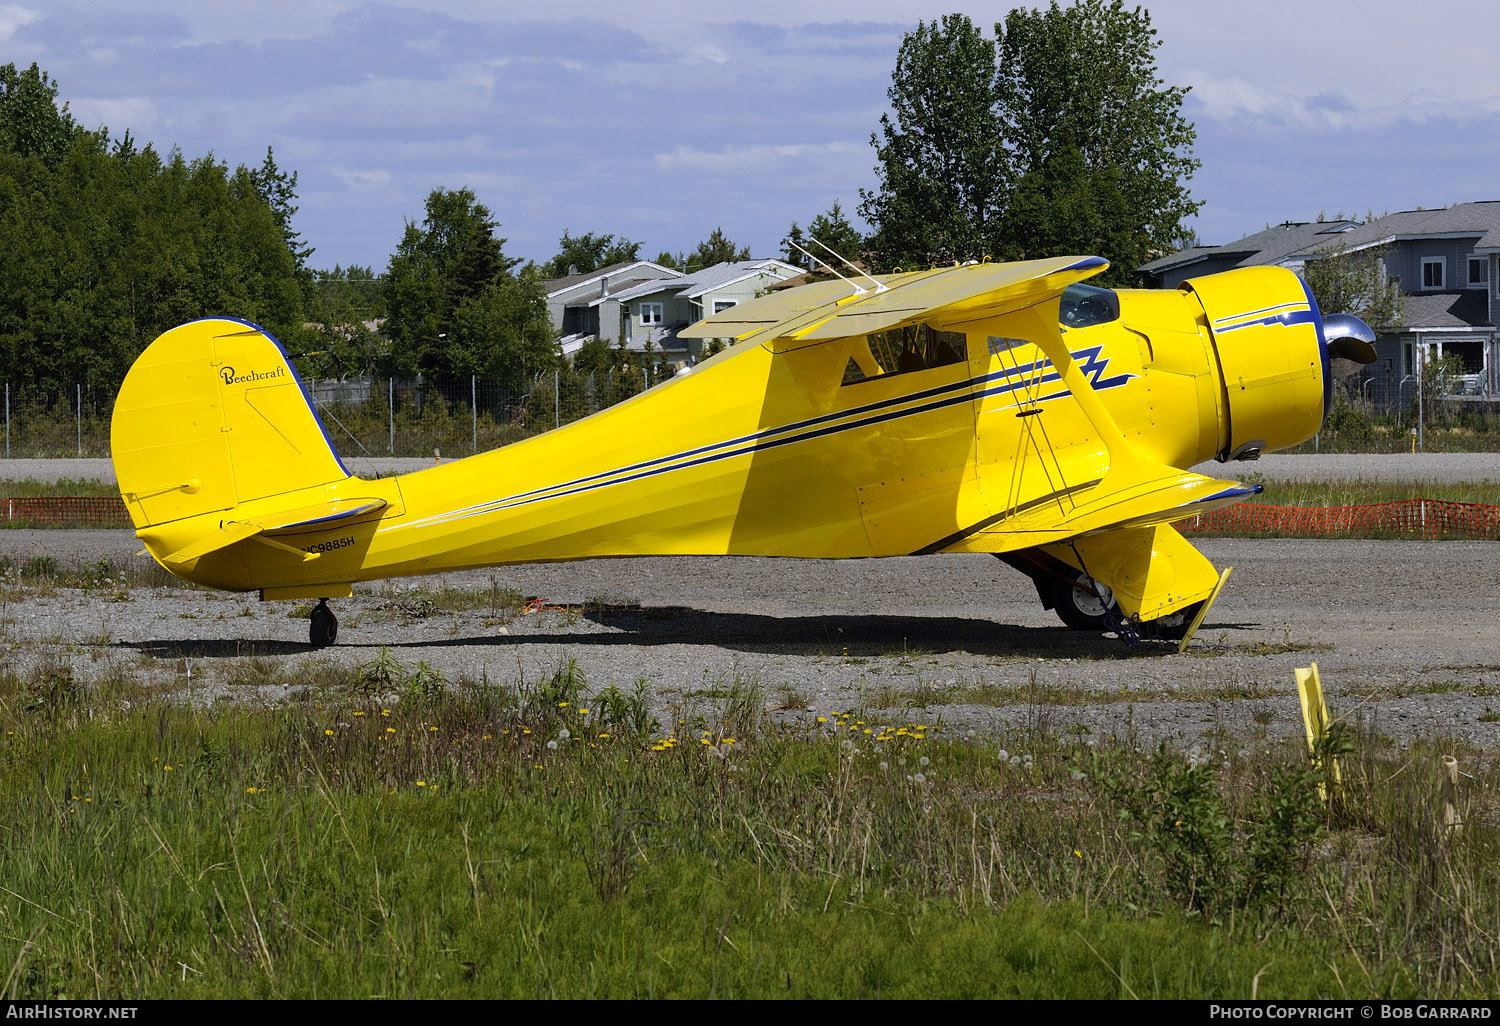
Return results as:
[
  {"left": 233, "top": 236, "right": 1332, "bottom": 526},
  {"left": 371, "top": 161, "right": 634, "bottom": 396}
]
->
[
  {"left": 310, "top": 602, "right": 339, "bottom": 648},
  {"left": 1048, "top": 573, "right": 1115, "bottom": 630},
  {"left": 1150, "top": 602, "right": 1204, "bottom": 641}
]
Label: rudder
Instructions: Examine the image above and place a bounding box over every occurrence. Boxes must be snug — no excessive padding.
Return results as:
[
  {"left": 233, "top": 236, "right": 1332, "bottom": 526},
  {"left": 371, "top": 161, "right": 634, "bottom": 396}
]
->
[{"left": 112, "top": 318, "right": 349, "bottom": 529}]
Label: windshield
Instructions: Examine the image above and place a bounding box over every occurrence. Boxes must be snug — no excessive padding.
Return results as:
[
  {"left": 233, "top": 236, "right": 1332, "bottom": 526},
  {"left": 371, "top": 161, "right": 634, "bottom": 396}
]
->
[{"left": 1059, "top": 284, "right": 1120, "bottom": 329}]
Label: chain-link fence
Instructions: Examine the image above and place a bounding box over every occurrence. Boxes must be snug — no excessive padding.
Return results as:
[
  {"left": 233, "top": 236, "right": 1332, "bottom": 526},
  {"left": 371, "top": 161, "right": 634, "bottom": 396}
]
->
[{"left": 0, "top": 368, "right": 674, "bottom": 460}]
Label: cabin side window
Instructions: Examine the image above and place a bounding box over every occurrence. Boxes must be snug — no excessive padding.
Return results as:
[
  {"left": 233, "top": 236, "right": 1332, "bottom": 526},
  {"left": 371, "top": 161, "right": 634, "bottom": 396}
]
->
[{"left": 841, "top": 324, "right": 966, "bottom": 386}]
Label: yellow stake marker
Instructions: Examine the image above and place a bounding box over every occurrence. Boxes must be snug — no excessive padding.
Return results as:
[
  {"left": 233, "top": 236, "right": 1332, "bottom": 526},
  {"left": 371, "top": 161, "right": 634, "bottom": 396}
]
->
[{"left": 1294, "top": 662, "right": 1342, "bottom": 798}]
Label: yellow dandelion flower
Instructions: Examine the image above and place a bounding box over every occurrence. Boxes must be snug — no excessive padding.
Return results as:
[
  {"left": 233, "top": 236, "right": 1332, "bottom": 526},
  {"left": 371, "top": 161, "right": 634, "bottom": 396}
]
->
[
  {"left": 324, "top": 729, "right": 334, "bottom": 736},
  {"left": 579, "top": 708, "right": 589, "bottom": 715},
  {"left": 385, "top": 727, "right": 396, "bottom": 734},
  {"left": 1074, "top": 850, "right": 1082, "bottom": 858},
  {"left": 598, "top": 733, "right": 610, "bottom": 739},
  {"left": 523, "top": 728, "right": 532, "bottom": 735},
  {"left": 428, "top": 726, "right": 439, "bottom": 732},
  {"left": 417, "top": 781, "right": 426, "bottom": 787},
  {"left": 381, "top": 709, "right": 391, "bottom": 716},
  {"left": 723, "top": 738, "right": 735, "bottom": 745},
  {"left": 84, "top": 798, "right": 91, "bottom": 803},
  {"left": 557, "top": 701, "right": 568, "bottom": 707},
  {"left": 163, "top": 765, "right": 172, "bottom": 772},
  {"left": 816, "top": 716, "right": 827, "bottom": 723},
  {"left": 353, "top": 711, "right": 365, "bottom": 717},
  {"left": 71, "top": 795, "right": 79, "bottom": 801}
]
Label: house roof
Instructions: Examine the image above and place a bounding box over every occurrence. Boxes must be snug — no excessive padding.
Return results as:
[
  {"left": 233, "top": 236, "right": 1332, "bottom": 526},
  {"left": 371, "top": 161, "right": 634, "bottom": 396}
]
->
[
  {"left": 1139, "top": 220, "right": 1361, "bottom": 275},
  {"left": 559, "top": 276, "right": 662, "bottom": 308},
  {"left": 543, "top": 260, "right": 681, "bottom": 298},
  {"left": 1400, "top": 290, "right": 1492, "bottom": 331},
  {"left": 598, "top": 259, "right": 801, "bottom": 306},
  {"left": 1289, "top": 201, "right": 1500, "bottom": 258}
]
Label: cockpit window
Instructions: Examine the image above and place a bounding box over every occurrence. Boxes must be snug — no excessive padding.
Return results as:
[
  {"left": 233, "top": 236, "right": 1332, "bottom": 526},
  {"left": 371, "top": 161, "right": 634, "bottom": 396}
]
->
[
  {"left": 842, "top": 323, "right": 966, "bottom": 385},
  {"left": 1059, "top": 283, "right": 1120, "bottom": 329}
]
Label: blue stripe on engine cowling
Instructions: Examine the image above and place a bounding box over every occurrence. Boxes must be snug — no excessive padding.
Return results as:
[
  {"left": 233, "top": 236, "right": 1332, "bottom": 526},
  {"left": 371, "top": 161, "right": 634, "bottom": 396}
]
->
[{"left": 1296, "top": 275, "right": 1332, "bottom": 425}]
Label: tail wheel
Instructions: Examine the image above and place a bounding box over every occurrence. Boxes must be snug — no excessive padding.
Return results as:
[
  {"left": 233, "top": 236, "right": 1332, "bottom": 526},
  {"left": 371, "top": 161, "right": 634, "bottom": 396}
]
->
[
  {"left": 1048, "top": 573, "right": 1116, "bottom": 631},
  {"left": 1149, "top": 602, "right": 1204, "bottom": 641},
  {"left": 310, "top": 600, "right": 339, "bottom": 648}
]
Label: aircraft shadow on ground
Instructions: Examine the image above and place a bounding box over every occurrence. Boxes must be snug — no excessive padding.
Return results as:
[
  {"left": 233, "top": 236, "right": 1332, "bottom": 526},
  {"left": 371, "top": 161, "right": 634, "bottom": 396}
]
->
[
  {"left": 120, "top": 609, "right": 1254, "bottom": 661},
  {"left": 121, "top": 638, "right": 311, "bottom": 659},
  {"left": 388, "top": 608, "right": 1239, "bottom": 660}
]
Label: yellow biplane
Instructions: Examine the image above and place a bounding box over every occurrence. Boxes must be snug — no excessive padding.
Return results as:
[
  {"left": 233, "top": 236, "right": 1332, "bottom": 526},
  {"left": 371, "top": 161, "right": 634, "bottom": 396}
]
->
[{"left": 110, "top": 256, "right": 1373, "bottom": 649}]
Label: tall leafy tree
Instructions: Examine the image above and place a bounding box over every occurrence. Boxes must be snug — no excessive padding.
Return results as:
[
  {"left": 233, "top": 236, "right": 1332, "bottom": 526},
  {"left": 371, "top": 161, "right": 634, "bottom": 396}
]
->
[
  {"left": 0, "top": 63, "right": 77, "bottom": 166},
  {"left": 383, "top": 187, "right": 554, "bottom": 383},
  {"left": 859, "top": 4, "right": 1200, "bottom": 282},
  {"left": 686, "top": 227, "right": 750, "bottom": 272},
  {"left": 540, "top": 230, "right": 642, "bottom": 278},
  {"left": 996, "top": 0, "right": 1200, "bottom": 280},
  {"left": 859, "top": 15, "right": 1005, "bottom": 270}
]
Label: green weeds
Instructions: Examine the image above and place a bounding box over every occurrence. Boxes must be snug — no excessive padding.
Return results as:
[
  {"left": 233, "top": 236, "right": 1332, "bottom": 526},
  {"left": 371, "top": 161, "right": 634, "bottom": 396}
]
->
[{"left": 0, "top": 654, "right": 1497, "bottom": 997}]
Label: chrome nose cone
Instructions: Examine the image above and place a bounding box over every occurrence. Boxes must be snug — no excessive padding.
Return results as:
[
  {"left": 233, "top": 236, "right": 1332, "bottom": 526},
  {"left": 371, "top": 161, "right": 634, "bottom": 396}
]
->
[{"left": 1323, "top": 313, "right": 1377, "bottom": 378}]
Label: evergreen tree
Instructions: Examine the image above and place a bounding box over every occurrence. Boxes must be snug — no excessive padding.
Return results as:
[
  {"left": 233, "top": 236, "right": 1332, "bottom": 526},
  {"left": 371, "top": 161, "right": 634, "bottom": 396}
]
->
[{"left": 686, "top": 228, "right": 750, "bottom": 272}]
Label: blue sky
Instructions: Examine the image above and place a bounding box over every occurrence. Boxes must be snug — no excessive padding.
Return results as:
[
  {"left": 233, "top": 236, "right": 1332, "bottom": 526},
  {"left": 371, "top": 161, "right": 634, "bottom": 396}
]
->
[{"left": 6, "top": 0, "right": 1497, "bottom": 272}]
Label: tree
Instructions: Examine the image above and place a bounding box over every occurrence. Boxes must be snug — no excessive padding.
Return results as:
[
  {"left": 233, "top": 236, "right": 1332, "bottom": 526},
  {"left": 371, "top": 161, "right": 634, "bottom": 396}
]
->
[
  {"left": 782, "top": 199, "right": 866, "bottom": 275},
  {"left": 444, "top": 265, "right": 556, "bottom": 392},
  {"left": 995, "top": 0, "right": 1200, "bottom": 280},
  {"left": 653, "top": 250, "right": 684, "bottom": 271},
  {"left": 859, "top": 15, "right": 1005, "bottom": 270},
  {"left": 0, "top": 63, "right": 77, "bottom": 166},
  {"left": 305, "top": 264, "right": 386, "bottom": 377},
  {"left": 382, "top": 186, "right": 526, "bottom": 376},
  {"left": 539, "top": 230, "right": 642, "bottom": 278},
  {"left": 859, "top": 3, "right": 1201, "bottom": 282},
  {"left": 1302, "top": 243, "right": 1405, "bottom": 336},
  {"left": 686, "top": 227, "right": 750, "bottom": 272},
  {"left": 248, "top": 146, "right": 314, "bottom": 271}
]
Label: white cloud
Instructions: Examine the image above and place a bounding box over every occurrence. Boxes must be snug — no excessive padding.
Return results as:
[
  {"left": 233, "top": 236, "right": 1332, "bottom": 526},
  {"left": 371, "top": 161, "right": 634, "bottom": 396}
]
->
[
  {"left": 67, "top": 96, "right": 155, "bottom": 133},
  {"left": 685, "top": 44, "right": 728, "bottom": 66},
  {"left": 0, "top": 3, "right": 39, "bottom": 42},
  {"left": 655, "top": 142, "right": 858, "bottom": 175},
  {"left": 331, "top": 168, "right": 390, "bottom": 190},
  {"left": 1184, "top": 69, "right": 1500, "bottom": 132}
]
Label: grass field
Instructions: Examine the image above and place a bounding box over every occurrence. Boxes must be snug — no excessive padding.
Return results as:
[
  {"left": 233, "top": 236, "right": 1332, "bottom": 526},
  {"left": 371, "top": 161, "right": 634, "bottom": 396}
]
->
[{"left": 1, "top": 651, "right": 1497, "bottom": 999}]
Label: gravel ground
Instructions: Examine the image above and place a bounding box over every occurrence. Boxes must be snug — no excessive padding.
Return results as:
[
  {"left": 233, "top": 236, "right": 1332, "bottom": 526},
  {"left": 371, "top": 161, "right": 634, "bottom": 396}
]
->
[
  {"left": 4, "top": 527, "right": 1497, "bottom": 750},
  {"left": 8, "top": 451, "right": 1500, "bottom": 485}
]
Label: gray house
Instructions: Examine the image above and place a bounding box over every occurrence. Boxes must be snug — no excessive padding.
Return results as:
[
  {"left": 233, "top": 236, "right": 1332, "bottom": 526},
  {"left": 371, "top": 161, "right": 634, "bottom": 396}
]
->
[
  {"left": 1140, "top": 202, "right": 1500, "bottom": 410},
  {"left": 598, "top": 259, "right": 802, "bottom": 366},
  {"left": 542, "top": 260, "right": 683, "bottom": 357}
]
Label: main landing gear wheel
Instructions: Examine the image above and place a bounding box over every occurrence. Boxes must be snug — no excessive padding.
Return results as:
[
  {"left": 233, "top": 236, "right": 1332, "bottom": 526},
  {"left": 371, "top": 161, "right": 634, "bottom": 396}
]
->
[
  {"left": 1049, "top": 573, "right": 1116, "bottom": 631},
  {"left": 310, "top": 599, "right": 339, "bottom": 648}
]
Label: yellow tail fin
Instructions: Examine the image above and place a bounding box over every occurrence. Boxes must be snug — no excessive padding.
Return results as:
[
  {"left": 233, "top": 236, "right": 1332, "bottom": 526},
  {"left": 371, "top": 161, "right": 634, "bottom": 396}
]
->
[{"left": 111, "top": 318, "right": 349, "bottom": 528}]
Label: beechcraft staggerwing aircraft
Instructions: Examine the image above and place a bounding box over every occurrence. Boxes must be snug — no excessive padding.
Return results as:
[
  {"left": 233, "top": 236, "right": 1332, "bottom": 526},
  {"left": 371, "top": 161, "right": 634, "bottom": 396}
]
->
[{"left": 110, "top": 255, "right": 1374, "bottom": 650}]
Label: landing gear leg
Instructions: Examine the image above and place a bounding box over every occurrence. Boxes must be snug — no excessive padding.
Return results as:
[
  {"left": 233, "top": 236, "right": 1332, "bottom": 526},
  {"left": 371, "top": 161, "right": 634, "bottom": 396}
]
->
[{"left": 310, "top": 599, "right": 339, "bottom": 648}]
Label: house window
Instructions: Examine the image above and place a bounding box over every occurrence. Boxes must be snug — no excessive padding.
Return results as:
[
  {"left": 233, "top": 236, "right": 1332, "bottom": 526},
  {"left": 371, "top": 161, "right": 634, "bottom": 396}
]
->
[
  {"left": 1469, "top": 257, "right": 1489, "bottom": 288},
  {"left": 640, "top": 302, "right": 663, "bottom": 325},
  {"left": 713, "top": 300, "right": 738, "bottom": 314},
  {"left": 1421, "top": 257, "right": 1445, "bottom": 290}
]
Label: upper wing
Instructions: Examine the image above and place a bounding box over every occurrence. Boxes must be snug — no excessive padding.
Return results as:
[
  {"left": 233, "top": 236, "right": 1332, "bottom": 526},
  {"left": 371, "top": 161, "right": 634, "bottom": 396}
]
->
[{"left": 677, "top": 256, "right": 1111, "bottom": 351}]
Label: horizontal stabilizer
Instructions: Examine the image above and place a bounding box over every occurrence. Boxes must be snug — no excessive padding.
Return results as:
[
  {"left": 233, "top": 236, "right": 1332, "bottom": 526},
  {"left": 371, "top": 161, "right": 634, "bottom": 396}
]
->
[{"left": 162, "top": 521, "right": 262, "bottom": 566}]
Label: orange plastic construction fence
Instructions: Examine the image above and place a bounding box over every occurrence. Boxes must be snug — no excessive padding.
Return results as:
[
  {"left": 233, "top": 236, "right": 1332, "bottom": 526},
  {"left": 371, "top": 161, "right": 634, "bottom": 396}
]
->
[
  {"left": 1, "top": 496, "right": 129, "bottom": 525},
  {"left": 1178, "top": 500, "right": 1500, "bottom": 540}
]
